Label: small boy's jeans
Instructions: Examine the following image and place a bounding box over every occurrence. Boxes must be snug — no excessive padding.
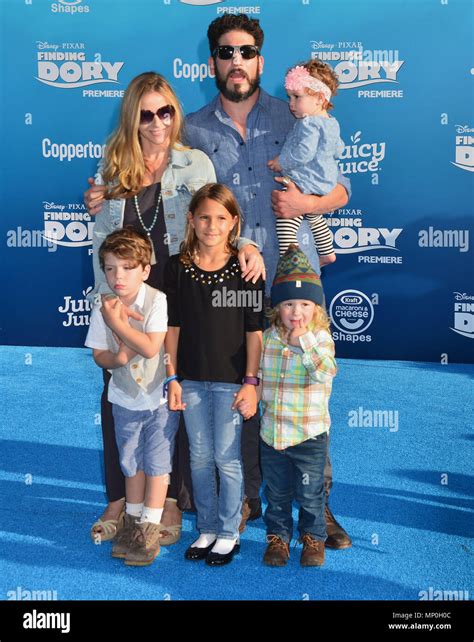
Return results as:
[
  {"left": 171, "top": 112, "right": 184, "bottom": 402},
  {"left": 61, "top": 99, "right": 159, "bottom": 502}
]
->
[{"left": 260, "top": 432, "right": 328, "bottom": 543}]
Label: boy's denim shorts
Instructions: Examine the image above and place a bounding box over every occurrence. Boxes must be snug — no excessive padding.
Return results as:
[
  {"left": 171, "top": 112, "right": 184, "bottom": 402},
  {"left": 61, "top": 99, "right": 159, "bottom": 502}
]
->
[{"left": 112, "top": 403, "right": 180, "bottom": 477}]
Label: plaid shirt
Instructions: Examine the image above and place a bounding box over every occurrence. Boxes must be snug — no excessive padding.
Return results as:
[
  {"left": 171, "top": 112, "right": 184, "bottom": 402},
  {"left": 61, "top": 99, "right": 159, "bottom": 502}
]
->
[{"left": 259, "top": 327, "right": 337, "bottom": 450}]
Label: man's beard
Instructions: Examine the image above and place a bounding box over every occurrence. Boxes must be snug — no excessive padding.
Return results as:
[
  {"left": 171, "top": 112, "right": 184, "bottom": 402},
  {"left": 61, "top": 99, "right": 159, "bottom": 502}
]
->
[{"left": 215, "top": 68, "right": 260, "bottom": 103}]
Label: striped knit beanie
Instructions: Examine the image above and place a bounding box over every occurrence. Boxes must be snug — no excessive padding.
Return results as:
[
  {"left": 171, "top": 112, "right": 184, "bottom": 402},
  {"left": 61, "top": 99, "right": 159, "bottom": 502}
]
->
[{"left": 271, "top": 244, "right": 324, "bottom": 306}]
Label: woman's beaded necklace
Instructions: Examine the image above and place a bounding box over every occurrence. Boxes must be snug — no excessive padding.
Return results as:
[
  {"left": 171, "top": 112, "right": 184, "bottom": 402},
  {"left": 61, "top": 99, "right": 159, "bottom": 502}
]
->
[{"left": 133, "top": 185, "right": 162, "bottom": 263}]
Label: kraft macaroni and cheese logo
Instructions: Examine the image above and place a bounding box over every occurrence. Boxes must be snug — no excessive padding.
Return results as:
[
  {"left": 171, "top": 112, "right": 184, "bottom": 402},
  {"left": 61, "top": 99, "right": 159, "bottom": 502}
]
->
[
  {"left": 338, "top": 131, "right": 386, "bottom": 175},
  {"left": 452, "top": 125, "right": 474, "bottom": 172},
  {"left": 329, "top": 290, "right": 375, "bottom": 344},
  {"left": 42, "top": 201, "right": 94, "bottom": 250},
  {"left": 58, "top": 287, "right": 92, "bottom": 328},
  {"left": 51, "top": 0, "right": 90, "bottom": 13},
  {"left": 36, "top": 41, "right": 123, "bottom": 89},
  {"left": 451, "top": 292, "right": 474, "bottom": 339},
  {"left": 310, "top": 40, "right": 404, "bottom": 99},
  {"left": 326, "top": 207, "right": 403, "bottom": 264}
]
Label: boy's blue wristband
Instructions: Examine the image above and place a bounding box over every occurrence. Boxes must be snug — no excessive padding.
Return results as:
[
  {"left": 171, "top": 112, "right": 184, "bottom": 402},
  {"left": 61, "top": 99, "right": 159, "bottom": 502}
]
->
[{"left": 163, "top": 375, "right": 178, "bottom": 397}]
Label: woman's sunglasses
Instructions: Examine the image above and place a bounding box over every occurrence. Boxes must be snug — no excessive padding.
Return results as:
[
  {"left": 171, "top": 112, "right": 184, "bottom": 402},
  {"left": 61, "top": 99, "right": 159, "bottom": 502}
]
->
[
  {"left": 139, "top": 104, "right": 175, "bottom": 125},
  {"left": 213, "top": 45, "right": 260, "bottom": 60}
]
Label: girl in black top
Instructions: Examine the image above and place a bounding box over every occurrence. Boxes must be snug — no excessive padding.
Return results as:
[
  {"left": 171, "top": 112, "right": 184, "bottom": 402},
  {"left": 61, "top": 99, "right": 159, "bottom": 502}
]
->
[{"left": 164, "top": 183, "right": 264, "bottom": 565}]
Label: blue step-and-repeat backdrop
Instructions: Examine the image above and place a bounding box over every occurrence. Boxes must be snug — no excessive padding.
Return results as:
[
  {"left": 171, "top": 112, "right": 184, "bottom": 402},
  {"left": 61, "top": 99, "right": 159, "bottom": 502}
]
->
[{"left": 1, "top": 0, "right": 473, "bottom": 362}]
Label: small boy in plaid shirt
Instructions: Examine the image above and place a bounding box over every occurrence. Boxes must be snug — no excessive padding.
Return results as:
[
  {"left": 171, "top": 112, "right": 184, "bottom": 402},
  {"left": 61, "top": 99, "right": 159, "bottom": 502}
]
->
[{"left": 258, "top": 244, "right": 337, "bottom": 567}]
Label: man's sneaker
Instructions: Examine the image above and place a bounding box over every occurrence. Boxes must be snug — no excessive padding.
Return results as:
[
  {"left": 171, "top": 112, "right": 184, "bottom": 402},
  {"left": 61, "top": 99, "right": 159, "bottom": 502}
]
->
[
  {"left": 124, "top": 521, "right": 162, "bottom": 566},
  {"left": 300, "top": 534, "right": 325, "bottom": 567},
  {"left": 263, "top": 535, "right": 290, "bottom": 567},
  {"left": 324, "top": 505, "right": 352, "bottom": 549},
  {"left": 111, "top": 513, "right": 140, "bottom": 559}
]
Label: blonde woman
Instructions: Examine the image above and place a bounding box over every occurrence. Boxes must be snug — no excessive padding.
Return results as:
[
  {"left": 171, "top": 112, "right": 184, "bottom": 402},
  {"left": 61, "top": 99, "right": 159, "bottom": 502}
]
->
[{"left": 84, "top": 72, "right": 264, "bottom": 544}]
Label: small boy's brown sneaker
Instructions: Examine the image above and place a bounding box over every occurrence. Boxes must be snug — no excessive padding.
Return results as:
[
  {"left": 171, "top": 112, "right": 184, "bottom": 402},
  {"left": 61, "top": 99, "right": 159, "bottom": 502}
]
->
[
  {"left": 111, "top": 513, "right": 140, "bottom": 559},
  {"left": 124, "top": 521, "right": 162, "bottom": 566},
  {"left": 300, "top": 534, "right": 325, "bottom": 567},
  {"left": 263, "top": 535, "right": 290, "bottom": 566}
]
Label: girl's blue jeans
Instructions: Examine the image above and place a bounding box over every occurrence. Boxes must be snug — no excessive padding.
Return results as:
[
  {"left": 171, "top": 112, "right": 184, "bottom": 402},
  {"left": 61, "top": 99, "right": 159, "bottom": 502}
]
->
[{"left": 181, "top": 380, "right": 244, "bottom": 540}]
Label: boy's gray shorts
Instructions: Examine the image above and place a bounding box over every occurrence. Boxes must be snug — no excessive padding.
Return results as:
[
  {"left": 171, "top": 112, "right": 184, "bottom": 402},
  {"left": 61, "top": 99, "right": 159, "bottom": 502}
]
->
[{"left": 112, "top": 403, "right": 180, "bottom": 477}]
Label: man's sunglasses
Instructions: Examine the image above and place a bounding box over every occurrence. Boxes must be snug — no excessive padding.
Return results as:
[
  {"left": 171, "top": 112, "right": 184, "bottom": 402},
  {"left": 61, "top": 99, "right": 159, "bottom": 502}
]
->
[
  {"left": 213, "top": 45, "right": 260, "bottom": 60},
  {"left": 139, "top": 104, "right": 175, "bottom": 125}
]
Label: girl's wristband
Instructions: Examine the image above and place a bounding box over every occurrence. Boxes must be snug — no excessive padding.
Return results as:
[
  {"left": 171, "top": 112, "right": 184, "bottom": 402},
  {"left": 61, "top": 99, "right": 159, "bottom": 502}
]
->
[{"left": 163, "top": 375, "right": 178, "bottom": 397}]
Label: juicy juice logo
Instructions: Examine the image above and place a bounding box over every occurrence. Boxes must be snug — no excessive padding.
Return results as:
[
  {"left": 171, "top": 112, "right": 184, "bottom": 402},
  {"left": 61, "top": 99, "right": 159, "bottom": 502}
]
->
[
  {"left": 58, "top": 287, "right": 92, "bottom": 327},
  {"left": 338, "top": 131, "right": 386, "bottom": 175}
]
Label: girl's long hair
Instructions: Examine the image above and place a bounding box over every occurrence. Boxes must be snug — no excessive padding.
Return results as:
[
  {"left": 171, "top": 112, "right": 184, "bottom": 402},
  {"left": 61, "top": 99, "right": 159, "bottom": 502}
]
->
[
  {"left": 180, "top": 183, "right": 241, "bottom": 266},
  {"left": 102, "top": 72, "right": 185, "bottom": 199}
]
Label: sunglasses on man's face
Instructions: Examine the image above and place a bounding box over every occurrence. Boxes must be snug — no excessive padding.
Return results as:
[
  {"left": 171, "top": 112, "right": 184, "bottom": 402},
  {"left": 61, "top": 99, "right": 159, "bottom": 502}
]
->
[
  {"left": 139, "top": 104, "right": 175, "bottom": 125},
  {"left": 213, "top": 45, "right": 260, "bottom": 60}
]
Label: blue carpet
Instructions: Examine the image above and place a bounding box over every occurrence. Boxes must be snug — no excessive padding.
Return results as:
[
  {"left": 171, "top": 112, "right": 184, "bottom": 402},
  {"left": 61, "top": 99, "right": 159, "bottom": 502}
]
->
[{"left": 0, "top": 346, "right": 472, "bottom": 601}]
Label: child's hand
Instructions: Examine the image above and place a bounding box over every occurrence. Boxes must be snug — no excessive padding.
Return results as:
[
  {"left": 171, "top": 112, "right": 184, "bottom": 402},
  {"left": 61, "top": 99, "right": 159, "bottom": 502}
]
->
[
  {"left": 168, "top": 380, "right": 186, "bottom": 411},
  {"left": 267, "top": 156, "right": 282, "bottom": 172},
  {"left": 101, "top": 295, "right": 144, "bottom": 332},
  {"left": 232, "top": 384, "right": 257, "bottom": 420},
  {"left": 101, "top": 295, "right": 123, "bottom": 330},
  {"left": 287, "top": 320, "right": 309, "bottom": 346},
  {"left": 116, "top": 341, "right": 138, "bottom": 364}
]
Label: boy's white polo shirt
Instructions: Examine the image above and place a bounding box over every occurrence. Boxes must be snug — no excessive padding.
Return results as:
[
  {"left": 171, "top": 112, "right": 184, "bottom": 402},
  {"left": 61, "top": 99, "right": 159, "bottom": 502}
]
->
[{"left": 85, "top": 284, "right": 168, "bottom": 411}]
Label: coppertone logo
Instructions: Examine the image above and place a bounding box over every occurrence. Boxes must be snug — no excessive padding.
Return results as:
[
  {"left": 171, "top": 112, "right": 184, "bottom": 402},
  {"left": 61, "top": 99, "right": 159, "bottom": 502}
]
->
[
  {"left": 42, "top": 201, "right": 93, "bottom": 250},
  {"left": 36, "top": 41, "right": 123, "bottom": 89},
  {"left": 51, "top": 0, "right": 90, "bottom": 13},
  {"left": 451, "top": 292, "right": 474, "bottom": 339},
  {"left": 326, "top": 207, "right": 403, "bottom": 264},
  {"left": 338, "top": 130, "right": 386, "bottom": 175},
  {"left": 311, "top": 41, "right": 404, "bottom": 99},
  {"left": 329, "top": 290, "right": 375, "bottom": 343},
  {"left": 452, "top": 125, "right": 474, "bottom": 172},
  {"left": 173, "top": 58, "right": 215, "bottom": 83}
]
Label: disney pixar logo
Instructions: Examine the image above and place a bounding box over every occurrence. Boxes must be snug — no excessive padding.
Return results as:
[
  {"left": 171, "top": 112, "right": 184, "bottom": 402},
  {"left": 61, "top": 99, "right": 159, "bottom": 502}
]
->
[{"left": 452, "top": 125, "right": 474, "bottom": 172}]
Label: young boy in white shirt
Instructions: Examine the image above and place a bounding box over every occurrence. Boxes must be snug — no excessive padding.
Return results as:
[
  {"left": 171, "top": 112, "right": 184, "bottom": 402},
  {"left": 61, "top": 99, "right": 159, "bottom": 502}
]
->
[{"left": 85, "top": 228, "right": 179, "bottom": 566}]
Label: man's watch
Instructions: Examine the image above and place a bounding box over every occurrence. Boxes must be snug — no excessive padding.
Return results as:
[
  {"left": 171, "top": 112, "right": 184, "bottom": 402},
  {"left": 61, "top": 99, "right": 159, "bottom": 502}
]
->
[{"left": 242, "top": 376, "right": 260, "bottom": 386}]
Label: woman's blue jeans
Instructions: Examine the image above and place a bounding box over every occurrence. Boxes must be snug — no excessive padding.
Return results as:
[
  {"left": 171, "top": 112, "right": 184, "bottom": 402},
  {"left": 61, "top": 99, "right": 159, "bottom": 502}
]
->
[{"left": 181, "top": 380, "right": 243, "bottom": 539}]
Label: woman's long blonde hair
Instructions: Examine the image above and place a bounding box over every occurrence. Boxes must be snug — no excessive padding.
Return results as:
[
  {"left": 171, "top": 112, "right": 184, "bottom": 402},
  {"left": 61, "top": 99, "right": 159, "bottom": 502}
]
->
[
  {"left": 179, "top": 183, "right": 241, "bottom": 267},
  {"left": 102, "top": 72, "right": 185, "bottom": 199}
]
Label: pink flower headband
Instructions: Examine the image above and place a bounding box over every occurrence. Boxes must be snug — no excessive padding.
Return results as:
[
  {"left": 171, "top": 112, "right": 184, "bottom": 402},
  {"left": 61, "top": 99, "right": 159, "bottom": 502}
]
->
[{"left": 285, "top": 66, "right": 332, "bottom": 103}]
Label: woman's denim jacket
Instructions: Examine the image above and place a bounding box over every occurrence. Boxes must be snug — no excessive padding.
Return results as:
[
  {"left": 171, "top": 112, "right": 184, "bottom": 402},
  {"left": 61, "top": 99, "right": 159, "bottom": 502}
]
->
[{"left": 91, "top": 146, "right": 217, "bottom": 298}]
